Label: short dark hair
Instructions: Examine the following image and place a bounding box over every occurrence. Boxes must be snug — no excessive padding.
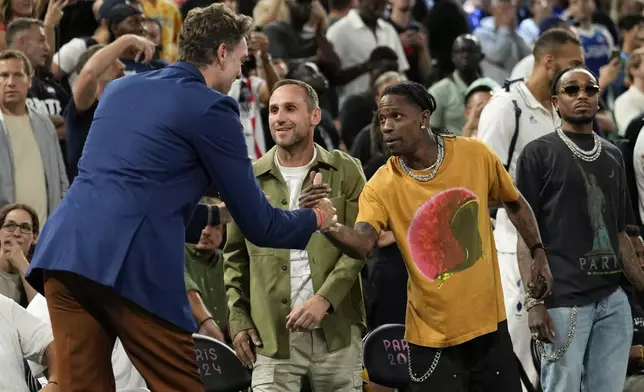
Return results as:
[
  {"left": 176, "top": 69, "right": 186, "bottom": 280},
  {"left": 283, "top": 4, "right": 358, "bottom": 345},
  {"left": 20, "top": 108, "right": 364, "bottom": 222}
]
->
[
  {"left": 329, "top": 0, "right": 352, "bottom": 11},
  {"left": 464, "top": 85, "right": 493, "bottom": 105},
  {"left": 0, "top": 49, "right": 32, "bottom": 76},
  {"left": 382, "top": 81, "right": 437, "bottom": 113},
  {"left": 0, "top": 203, "right": 40, "bottom": 234},
  {"left": 178, "top": 3, "right": 253, "bottom": 67},
  {"left": 76, "top": 44, "right": 106, "bottom": 74},
  {"left": 6, "top": 17, "right": 43, "bottom": 48},
  {"left": 533, "top": 28, "right": 581, "bottom": 63},
  {"left": 618, "top": 14, "right": 644, "bottom": 31},
  {"left": 271, "top": 79, "right": 319, "bottom": 111},
  {"left": 550, "top": 66, "right": 598, "bottom": 96},
  {"left": 369, "top": 46, "right": 398, "bottom": 63},
  {"left": 626, "top": 224, "right": 641, "bottom": 237}
]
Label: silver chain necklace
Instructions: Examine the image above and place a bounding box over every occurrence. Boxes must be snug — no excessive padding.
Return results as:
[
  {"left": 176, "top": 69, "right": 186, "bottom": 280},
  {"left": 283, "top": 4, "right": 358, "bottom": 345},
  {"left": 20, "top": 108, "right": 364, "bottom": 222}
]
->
[
  {"left": 537, "top": 306, "right": 578, "bottom": 362},
  {"left": 407, "top": 346, "right": 442, "bottom": 383},
  {"left": 400, "top": 134, "right": 445, "bottom": 182},
  {"left": 556, "top": 128, "right": 602, "bottom": 162}
]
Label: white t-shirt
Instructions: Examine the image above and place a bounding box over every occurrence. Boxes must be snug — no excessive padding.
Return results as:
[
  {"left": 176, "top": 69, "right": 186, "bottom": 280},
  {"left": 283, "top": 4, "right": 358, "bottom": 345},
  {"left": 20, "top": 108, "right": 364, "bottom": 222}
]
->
[
  {"left": 0, "top": 294, "right": 53, "bottom": 392},
  {"left": 478, "top": 81, "right": 560, "bottom": 253},
  {"left": 327, "top": 9, "right": 410, "bottom": 109},
  {"left": 275, "top": 150, "right": 317, "bottom": 307},
  {"left": 632, "top": 124, "right": 644, "bottom": 223},
  {"left": 615, "top": 86, "right": 644, "bottom": 136},
  {"left": 26, "top": 294, "right": 149, "bottom": 392},
  {"left": 228, "top": 76, "right": 267, "bottom": 162}
]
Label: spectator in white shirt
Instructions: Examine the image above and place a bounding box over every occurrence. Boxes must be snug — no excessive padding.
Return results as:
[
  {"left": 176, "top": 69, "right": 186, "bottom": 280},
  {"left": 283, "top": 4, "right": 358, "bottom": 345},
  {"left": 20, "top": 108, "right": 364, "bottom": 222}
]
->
[
  {"left": 615, "top": 48, "right": 644, "bottom": 134},
  {"left": 26, "top": 294, "right": 149, "bottom": 392},
  {"left": 0, "top": 293, "right": 58, "bottom": 392},
  {"left": 326, "top": 0, "right": 409, "bottom": 109}
]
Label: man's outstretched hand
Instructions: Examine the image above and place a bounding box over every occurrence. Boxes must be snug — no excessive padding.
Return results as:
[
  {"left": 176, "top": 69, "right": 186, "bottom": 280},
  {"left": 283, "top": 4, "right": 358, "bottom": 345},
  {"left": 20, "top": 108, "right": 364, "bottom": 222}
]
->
[{"left": 299, "top": 172, "right": 330, "bottom": 208}]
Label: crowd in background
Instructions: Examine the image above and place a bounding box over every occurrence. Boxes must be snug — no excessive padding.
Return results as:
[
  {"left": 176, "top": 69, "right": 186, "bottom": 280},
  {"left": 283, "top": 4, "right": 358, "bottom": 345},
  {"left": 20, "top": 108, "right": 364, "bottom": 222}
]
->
[{"left": 3, "top": 0, "right": 644, "bottom": 390}]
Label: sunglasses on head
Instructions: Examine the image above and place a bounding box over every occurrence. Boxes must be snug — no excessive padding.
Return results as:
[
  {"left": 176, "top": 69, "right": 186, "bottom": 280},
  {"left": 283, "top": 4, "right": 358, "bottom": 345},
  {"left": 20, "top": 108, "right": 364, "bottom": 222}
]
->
[{"left": 558, "top": 85, "right": 601, "bottom": 97}]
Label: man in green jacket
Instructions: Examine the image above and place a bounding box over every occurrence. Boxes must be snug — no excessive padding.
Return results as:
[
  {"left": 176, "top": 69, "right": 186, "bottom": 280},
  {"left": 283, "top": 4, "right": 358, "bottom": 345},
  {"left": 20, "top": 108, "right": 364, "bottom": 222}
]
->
[
  {"left": 224, "top": 79, "right": 367, "bottom": 392},
  {"left": 184, "top": 212, "right": 228, "bottom": 343}
]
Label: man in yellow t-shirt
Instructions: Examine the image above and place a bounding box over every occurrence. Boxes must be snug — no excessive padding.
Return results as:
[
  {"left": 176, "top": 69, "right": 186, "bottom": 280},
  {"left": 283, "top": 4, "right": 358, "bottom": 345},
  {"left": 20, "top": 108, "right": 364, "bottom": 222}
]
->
[{"left": 307, "top": 82, "right": 552, "bottom": 391}]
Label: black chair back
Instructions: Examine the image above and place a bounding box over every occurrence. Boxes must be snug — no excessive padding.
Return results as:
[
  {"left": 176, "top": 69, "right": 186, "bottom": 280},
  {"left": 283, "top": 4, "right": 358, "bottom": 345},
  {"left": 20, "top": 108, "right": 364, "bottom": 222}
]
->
[
  {"left": 362, "top": 324, "right": 409, "bottom": 389},
  {"left": 193, "top": 334, "right": 252, "bottom": 392}
]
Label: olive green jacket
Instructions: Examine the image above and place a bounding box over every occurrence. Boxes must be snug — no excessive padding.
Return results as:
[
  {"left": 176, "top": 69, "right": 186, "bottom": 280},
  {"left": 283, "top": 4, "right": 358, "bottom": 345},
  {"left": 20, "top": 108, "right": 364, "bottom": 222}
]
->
[{"left": 224, "top": 144, "right": 367, "bottom": 359}]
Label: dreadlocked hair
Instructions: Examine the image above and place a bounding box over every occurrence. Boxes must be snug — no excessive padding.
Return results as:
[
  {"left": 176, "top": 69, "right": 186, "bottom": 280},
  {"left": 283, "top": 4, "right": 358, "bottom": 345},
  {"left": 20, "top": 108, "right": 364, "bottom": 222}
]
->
[
  {"left": 381, "top": 81, "right": 454, "bottom": 137},
  {"left": 550, "top": 66, "right": 598, "bottom": 96}
]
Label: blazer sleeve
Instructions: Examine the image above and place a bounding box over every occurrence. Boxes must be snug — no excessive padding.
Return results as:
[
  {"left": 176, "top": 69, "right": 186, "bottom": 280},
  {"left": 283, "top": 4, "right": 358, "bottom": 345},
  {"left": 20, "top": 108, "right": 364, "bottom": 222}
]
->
[{"left": 191, "top": 95, "right": 318, "bottom": 249}]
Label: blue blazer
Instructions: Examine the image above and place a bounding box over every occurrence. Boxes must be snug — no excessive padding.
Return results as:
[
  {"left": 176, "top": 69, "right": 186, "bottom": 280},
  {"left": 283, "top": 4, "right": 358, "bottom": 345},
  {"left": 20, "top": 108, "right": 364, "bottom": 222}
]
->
[{"left": 27, "top": 62, "right": 317, "bottom": 331}]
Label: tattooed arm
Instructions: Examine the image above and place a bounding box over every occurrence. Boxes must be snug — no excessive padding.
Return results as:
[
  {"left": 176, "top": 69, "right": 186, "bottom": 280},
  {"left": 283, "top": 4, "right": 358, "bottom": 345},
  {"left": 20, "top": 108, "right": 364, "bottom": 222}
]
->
[
  {"left": 619, "top": 231, "right": 644, "bottom": 292},
  {"left": 503, "top": 195, "right": 542, "bottom": 249},
  {"left": 504, "top": 194, "right": 552, "bottom": 299},
  {"left": 324, "top": 222, "right": 380, "bottom": 260}
]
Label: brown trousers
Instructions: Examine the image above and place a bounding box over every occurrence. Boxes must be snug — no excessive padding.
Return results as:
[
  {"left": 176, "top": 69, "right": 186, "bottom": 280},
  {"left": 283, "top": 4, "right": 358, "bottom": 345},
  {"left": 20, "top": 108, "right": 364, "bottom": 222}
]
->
[{"left": 44, "top": 271, "right": 204, "bottom": 392}]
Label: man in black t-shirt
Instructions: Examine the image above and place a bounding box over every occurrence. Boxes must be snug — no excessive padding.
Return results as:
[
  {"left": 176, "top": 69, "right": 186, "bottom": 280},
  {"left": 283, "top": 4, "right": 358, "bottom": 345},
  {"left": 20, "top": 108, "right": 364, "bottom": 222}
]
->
[{"left": 516, "top": 66, "right": 644, "bottom": 392}]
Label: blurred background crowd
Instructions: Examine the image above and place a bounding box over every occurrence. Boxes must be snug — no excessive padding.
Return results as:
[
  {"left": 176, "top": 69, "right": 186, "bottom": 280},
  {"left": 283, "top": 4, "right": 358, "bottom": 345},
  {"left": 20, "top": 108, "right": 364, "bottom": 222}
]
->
[{"left": 3, "top": 0, "right": 644, "bottom": 390}]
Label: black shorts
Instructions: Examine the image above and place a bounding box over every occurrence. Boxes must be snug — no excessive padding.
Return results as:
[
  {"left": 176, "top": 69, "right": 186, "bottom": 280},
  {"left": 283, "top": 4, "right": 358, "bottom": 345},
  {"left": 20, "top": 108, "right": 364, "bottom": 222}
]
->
[{"left": 407, "top": 321, "right": 522, "bottom": 392}]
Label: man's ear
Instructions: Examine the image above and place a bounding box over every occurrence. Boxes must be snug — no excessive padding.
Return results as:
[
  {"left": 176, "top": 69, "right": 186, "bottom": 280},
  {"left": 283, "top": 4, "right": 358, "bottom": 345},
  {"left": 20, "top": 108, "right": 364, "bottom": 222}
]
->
[
  {"left": 421, "top": 109, "right": 430, "bottom": 127},
  {"left": 217, "top": 43, "right": 228, "bottom": 66},
  {"left": 551, "top": 95, "right": 560, "bottom": 116},
  {"left": 310, "top": 107, "right": 322, "bottom": 126}
]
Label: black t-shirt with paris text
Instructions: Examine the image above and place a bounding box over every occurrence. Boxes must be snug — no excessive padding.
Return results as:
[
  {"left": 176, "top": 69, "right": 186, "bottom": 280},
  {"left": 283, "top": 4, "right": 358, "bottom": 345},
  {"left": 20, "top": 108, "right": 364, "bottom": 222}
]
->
[{"left": 516, "top": 131, "right": 627, "bottom": 308}]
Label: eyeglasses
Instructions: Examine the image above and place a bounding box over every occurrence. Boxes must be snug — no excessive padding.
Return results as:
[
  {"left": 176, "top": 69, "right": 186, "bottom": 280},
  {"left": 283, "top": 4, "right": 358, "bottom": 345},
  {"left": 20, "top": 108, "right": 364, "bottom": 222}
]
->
[
  {"left": 558, "top": 85, "right": 601, "bottom": 97},
  {"left": 1, "top": 222, "right": 34, "bottom": 234}
]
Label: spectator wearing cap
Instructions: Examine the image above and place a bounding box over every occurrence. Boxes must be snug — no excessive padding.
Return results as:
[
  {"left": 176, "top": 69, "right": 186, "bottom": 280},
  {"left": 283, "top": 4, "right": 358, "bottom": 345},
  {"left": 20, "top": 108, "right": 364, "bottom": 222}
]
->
[
  {"left": 65, "top": 33, "right": 157, "bottom": 181},
  {"left": 52, "top": 0, "right": 160, "bottom": 90},
  {"left": 104, "top": 0, "right": 166, "bottom": 75},
  {"left": 326, "top": 0, "right": 409, "bottom": 109},
  {"left": 428, "top": 34, "right": 484, "bottom": 135},
  {"left": 461, "top": 78, "right": 499, "bottom": 137},
  {"left": 140, "top": 0, "right": 182, "bottom": 63}
]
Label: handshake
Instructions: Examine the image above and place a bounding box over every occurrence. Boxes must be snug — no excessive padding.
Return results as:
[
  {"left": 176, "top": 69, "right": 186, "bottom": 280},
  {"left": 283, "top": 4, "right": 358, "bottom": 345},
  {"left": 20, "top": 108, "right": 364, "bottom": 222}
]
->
[{"left": 300, "top": 172, "right": 339, "bottom": 232}]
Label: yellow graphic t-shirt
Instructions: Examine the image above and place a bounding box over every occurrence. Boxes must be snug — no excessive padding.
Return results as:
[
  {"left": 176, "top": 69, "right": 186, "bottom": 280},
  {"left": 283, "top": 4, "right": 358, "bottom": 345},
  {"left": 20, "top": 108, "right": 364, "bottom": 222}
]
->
[{"left": 357, "top": 136, "right": 520, "bottom": 348}]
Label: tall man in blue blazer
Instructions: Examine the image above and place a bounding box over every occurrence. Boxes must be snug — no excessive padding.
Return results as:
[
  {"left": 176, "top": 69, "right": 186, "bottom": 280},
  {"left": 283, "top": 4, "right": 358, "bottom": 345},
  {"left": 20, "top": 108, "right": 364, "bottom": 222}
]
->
[{"left": 26, "top": 4, "right": 337, "bottom": 392}]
